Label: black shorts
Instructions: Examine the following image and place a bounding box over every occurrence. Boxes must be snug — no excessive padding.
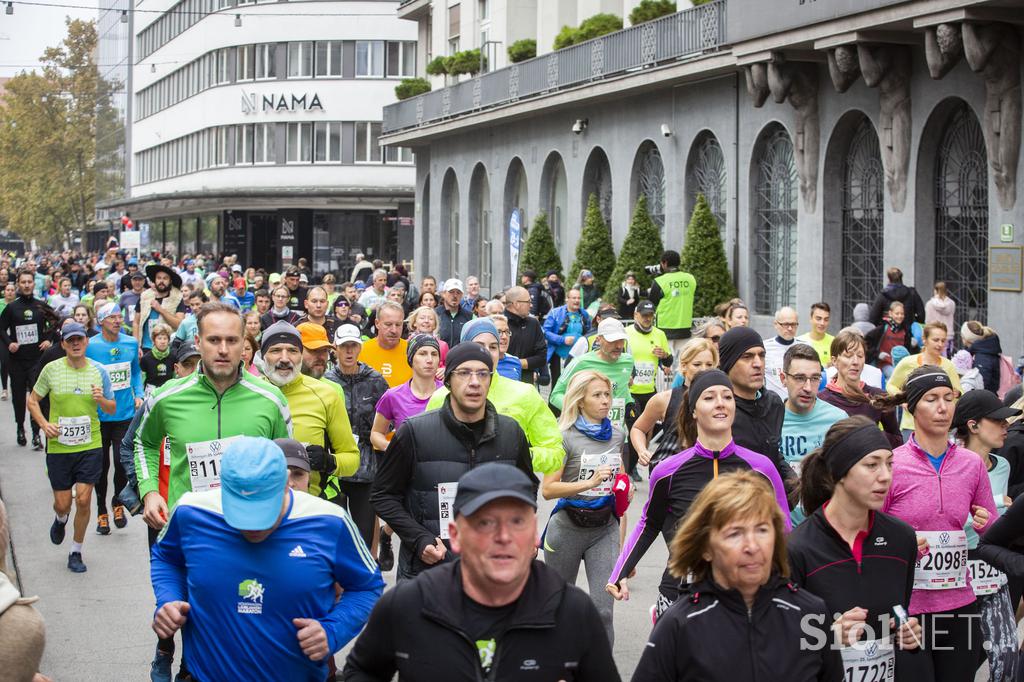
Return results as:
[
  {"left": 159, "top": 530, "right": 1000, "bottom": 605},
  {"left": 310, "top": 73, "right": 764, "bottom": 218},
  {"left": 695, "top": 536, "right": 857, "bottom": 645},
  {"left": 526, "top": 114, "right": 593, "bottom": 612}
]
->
[{"left": 46, "top": 448, "right": 103, "bottom": 491}]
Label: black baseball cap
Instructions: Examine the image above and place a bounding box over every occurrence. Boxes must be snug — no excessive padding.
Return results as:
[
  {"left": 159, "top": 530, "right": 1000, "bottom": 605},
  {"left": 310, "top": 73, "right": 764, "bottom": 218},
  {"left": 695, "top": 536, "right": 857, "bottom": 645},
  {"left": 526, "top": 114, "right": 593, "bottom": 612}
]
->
[
  {"left": 174, "top": 340, "right": 201, "bottom": 364},
  {"left": 636, "top": 300, "right": 655, "bottom": 315},
  {"left": 275, "top": 438, "right": 310, "bottom": 472},
  {"left": 953, "top": 390, "right": 1022, "bottom": 428},
  {"left": 453, "top": 463, "right": 537, "bottom": 517}
]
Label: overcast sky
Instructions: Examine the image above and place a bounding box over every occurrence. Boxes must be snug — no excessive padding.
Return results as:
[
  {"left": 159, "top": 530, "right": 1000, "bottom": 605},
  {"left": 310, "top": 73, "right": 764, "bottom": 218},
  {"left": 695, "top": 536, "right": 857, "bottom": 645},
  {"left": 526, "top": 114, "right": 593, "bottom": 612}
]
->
[{"left": 0, "top": 3, "right": 96, "bottom": 78}]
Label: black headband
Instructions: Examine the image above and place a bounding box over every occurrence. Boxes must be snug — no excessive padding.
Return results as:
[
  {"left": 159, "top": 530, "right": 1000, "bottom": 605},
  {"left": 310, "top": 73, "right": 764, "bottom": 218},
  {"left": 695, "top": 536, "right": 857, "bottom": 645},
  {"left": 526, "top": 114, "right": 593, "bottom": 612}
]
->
[
  {"left": 904, "top": 369, "right": 954, "bottom": 415},
  {"left": 825, "top": 424, "right": 892, "bottom": 481},
  {"left": 687, "top": 369, "right": 733, "bottom": 414}
]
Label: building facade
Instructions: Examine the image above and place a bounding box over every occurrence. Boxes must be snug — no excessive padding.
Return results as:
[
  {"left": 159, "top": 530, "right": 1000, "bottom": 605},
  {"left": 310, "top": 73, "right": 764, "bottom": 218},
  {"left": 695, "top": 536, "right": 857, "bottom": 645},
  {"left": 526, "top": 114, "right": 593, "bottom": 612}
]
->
[
  {"left": 383, "top": 0, "right": 1024, "bottom": 353},
  {"left": 98, "top": 0, "right": 417, "bottom": 275}
]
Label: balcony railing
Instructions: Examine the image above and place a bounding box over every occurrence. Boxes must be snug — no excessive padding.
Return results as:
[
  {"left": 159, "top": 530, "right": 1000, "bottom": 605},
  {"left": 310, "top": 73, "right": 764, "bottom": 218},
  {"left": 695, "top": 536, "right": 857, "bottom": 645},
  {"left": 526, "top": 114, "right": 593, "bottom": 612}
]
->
[{"left": 383, "top": 0, "right": 728, "bottom": 135}]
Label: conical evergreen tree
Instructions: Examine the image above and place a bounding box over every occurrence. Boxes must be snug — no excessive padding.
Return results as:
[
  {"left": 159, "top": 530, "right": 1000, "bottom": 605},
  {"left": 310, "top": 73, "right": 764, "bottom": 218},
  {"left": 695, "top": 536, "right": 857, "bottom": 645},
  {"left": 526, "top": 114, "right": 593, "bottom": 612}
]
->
[
  {"left": 607, "top": 195, "right": 665, "bottom": 293},
  {"left": 569, "top": 194, "right": 617, "bottom": 297},
  {"left": 519, "top": 211, "right": 563, "bottom": 279},
  {"left": 680, "top": 194, "right": 737, "bottom": 317}
]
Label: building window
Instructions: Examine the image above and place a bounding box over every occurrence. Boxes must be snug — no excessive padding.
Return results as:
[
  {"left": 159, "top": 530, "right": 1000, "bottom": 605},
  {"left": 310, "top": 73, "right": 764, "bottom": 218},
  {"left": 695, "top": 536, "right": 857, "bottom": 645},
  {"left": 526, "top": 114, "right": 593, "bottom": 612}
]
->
[
  {"left": 449, "top": 3, "right": 461, "bottom": 40},
  {"left": 288, "top": 41, "right": 313, "bottom": 78},
  {"left": 315, "top": 41, "right": 343, "bottom": 77},
  {"left": 254, "top": 123, "right": 275, "bottom": 164},
  {"left": 385, "top": 146, "right": 414, "bottom": 164},
  {"left": 753, "top": 124, "right": 798, "bottom": 314},
  {"left": 314, "top": 122, "right": 342, "bottom": 162},
  {"left": 840, "top": 118, "right": 884, "bottom": 326},
  {"left": 386, "top": 42, "right": 416, "bottom": 78},
  {"left": 212, "top": 126, "right": 230, "bottom": 167},
  {"left": 215, "top": 47, "right": 231, "bottom": 85},
  {"left": 237, "top": 45, "right": 255, "bottom": 81},
  {"left": 356, "top": 41, "right": 385, "bottom": 77},
  {"left": 687, "top": 132, "right": 727, "bottom": 239},
  {"left": 286, "top": 122, "right": 313, "bottom": 163},
  {"left": 636, "top": 144, "right": 665, "bottom": 235},
  {"left": 354, "top": 122, "right": 382, "bottom": 163},
  {"left": 236, "top": 124, "right": 254, "bottom": 164},
  {"left": 478, "top": 0, "right": 488, "bottom": 20},
  {"left": 255, "top": 43, "right": 276, "bottom": 80}
]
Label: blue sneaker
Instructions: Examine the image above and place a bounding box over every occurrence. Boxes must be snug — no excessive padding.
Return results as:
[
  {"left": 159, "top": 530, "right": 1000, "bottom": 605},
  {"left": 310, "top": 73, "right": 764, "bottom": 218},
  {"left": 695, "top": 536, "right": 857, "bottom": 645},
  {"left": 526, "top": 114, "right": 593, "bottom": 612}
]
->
[
  {"left": 67, "top": 551, "right": 87, "bottom": 573},
  {"left": 49, "top": 516, "right": 67, "bottom": 545},
  {"left": 150, "top": 650, "right": 172, "bottom": 682}
]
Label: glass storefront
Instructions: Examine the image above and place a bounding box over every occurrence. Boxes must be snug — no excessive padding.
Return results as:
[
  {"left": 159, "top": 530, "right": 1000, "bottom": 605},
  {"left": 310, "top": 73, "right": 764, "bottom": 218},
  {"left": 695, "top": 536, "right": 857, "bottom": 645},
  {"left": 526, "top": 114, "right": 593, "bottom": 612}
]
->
[
  {"left": 199, "top": 215, "right": 219, "bottom": 255},
  {"left": 312, "top": 210, "right": 397, "bottom": 279}
]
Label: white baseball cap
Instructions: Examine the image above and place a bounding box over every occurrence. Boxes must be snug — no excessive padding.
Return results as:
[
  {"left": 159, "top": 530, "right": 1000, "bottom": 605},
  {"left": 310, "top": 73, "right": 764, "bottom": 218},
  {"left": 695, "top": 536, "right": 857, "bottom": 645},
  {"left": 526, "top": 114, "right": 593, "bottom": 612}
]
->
[
  {"left": 597, "top": 318, "right": 627, "bottom": 342},
  {"left": 443, "top": 278, "right": 465, "bottom": 293},
  {"left": 333, "top": 324, "right": 363, "bottom": 346},
  {"left": 231, "top": 264, "right": 242, "bottom": 273}
]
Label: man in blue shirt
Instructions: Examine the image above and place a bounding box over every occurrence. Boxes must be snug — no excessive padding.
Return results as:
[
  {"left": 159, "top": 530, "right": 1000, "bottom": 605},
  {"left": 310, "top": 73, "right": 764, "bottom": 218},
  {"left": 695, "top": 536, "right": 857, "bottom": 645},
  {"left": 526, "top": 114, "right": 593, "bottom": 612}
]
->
[
  {"left": 228, "top": 277, "right": 255, "bottom": 313},
  {"left": 151, "top": 437, "right": 383, "bottom": 682},
  {"left": 779, "top": 343, "right": 846, "bottom": 466},
  {"left": 86, "top": 302, "right": 144, "bottom": 534}
]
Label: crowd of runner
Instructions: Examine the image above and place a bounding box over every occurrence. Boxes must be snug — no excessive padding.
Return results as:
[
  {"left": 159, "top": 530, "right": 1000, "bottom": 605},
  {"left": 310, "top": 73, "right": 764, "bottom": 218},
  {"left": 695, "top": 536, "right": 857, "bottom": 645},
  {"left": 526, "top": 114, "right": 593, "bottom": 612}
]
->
[{"left": 4, "top": 242, "right": 1024, "bottom": 682}]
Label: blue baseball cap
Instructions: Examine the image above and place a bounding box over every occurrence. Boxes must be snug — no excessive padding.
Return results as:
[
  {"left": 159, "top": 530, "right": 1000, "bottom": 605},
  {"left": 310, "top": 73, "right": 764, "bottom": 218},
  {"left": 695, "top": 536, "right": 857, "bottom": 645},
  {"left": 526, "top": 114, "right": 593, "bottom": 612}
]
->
[
  {"left": 354, "top": 281, "right": 366, "bottom": 290},
  {"left": 61, "top": 322, "right": 88, "bottom": 341},
  {"left": 220, "top": 437, "right": 288, "bottom": 531}
]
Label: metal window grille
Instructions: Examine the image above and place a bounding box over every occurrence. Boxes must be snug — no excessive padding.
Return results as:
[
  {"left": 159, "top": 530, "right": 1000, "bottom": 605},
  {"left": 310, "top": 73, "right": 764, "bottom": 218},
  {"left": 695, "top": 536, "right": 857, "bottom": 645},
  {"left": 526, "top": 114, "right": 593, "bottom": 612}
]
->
[
  {"left": 688, "top": 133, "right": 727, "bottom": 237},
  {"left": 638, "top": 145, "right": 666, "bottom": 235},
  {"left": 840, "top": 118, "right": 885, "bottom": 326},
  {"left": 753, "top": 126, "right": 798, "bottom": 314}
]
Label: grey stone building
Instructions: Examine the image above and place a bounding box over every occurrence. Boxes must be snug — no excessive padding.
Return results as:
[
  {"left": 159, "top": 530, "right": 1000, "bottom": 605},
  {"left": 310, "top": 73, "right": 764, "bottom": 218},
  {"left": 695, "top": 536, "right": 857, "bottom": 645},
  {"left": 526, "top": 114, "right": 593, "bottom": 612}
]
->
[{"left": 382, "top": 0, "right": 1024, "bottom": 352}]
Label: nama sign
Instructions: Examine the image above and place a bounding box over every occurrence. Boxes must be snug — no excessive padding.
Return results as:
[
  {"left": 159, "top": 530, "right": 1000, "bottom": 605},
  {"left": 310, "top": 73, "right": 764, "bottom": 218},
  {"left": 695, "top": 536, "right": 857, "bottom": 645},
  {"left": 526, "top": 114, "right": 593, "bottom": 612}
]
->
[{"left": 241, "top": 91, "right": 325, "bottom": 114}]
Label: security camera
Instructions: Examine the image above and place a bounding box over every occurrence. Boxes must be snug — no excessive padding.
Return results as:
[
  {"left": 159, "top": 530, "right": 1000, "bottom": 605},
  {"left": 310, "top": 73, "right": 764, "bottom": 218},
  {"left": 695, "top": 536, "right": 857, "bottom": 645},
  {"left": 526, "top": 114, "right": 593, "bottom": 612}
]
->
[
  {"left": 572, "top": 118, "right": 588, "bottom": 135},
  {"left": 661, "top": 124, "right": 672, "bottom": 137}
]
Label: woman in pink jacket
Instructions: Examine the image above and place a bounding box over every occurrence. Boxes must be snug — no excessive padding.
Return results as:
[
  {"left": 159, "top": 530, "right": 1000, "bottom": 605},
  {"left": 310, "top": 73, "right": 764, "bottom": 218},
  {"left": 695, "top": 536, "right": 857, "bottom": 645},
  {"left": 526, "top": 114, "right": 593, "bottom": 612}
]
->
[{"left": 883, "top": 366, "right": 996, "bottom": 682}]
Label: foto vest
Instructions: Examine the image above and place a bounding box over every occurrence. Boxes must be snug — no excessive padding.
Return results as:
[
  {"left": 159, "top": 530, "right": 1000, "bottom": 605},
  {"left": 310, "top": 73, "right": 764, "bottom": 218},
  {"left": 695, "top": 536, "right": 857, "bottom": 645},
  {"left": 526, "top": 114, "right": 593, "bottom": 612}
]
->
[{"left": 654, "top": 270, "right": 696, "bottom": 330}]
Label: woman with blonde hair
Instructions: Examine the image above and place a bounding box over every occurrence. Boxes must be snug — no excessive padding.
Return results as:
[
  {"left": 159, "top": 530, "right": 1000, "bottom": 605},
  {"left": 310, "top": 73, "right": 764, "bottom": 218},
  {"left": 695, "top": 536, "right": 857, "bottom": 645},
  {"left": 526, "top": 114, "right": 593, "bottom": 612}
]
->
[
  {"left": 541, "top": 370, "right": 627, "bottom": 645},
  {"left": 406, "top": 306, "right": 448, "bottom": 367},
  {"left": 632, "top": 470, "right": 841, "bottom": 681},
  {"left": 633, "top": 338, "right": 719, "bottom": 468},
  {"left": 715, "top": 298, "right": 749, "bottom": 329}
]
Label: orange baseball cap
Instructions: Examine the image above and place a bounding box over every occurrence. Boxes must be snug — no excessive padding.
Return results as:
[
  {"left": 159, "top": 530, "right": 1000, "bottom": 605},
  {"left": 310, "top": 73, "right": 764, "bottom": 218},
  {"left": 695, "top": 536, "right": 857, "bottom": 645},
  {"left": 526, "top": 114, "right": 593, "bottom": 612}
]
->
[{"left": 297, "top": 322, "right": 332, "bottom": 350}]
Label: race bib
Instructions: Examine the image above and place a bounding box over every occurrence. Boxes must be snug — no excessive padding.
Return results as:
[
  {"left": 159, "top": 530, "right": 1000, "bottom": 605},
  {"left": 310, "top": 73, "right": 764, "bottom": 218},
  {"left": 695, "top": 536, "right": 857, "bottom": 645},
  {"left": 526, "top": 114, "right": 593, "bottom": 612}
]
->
[
  {"left": 914, "top": 530, "right": 968, "bottom": 590},
  {"left": 577, "top": 451, "right": 621, "bottom": 497},
  {"left": 57, "top": 415, "right": 91, "bottom": 447},
  {"left": 634, "top": 361, "right": 656, "bottom": 386},
  {"left": 438, "top": 482, "right": 458, "bottom": 540},
  {"left": 106, "top": 362, "right": 132, "bottom": 391},
  {"left": 968, "top": 559, "right": 1007, "bottom": 596},
  {"left": 609, "top": 398, "right": 626, "bottom": 430},
  {"left": 840, "top": 639, "right": 895, "bottom": 682},
  {"left": 15, "top": 324, "right": 38, "bottom": 345},
  {"left": 186, "top": 436, "right": 242, "bottom": 493}
]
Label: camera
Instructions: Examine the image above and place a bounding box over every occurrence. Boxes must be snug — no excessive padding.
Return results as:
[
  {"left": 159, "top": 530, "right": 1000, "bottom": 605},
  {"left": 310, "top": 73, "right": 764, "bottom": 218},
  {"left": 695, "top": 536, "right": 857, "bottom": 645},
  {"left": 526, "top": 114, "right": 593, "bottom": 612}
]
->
[
  {"left": 644, "top": 264, "right": 663, "bottom": 276},
  {"left": 661, "top": 124, "right": 672, "bottom": 137}
]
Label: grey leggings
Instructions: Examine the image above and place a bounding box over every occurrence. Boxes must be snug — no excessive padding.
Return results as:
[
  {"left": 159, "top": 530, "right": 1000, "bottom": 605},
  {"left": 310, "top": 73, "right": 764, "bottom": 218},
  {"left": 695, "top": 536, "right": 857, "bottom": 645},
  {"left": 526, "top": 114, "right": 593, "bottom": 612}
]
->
[{"left": 542, "top": 511, "right": 618, "bottom": 647}]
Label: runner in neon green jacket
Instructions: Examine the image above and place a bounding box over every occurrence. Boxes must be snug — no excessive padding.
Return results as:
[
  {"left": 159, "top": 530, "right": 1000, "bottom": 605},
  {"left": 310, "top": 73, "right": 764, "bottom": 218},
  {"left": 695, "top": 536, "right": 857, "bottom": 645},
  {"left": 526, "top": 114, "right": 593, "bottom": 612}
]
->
[
  {"left": 425, "top": 372, "right": 563, "bottom": 474},
  {"left": 134, "top": 366, "right": 292, "bottom": 510}
]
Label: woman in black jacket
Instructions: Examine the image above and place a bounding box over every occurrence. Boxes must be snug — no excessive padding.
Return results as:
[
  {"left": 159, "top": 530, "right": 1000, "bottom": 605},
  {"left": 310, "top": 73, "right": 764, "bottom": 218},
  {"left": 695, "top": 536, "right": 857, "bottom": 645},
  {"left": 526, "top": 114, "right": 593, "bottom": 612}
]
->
[
  {"left": 632, "top": 470, "right": 841, "bottom": 681},
  {"left": 962, "top": 321, "right": 1002, "bottom": 393},
  {"left": 789, "top": 416, "right": 922, "bottom": 681}
]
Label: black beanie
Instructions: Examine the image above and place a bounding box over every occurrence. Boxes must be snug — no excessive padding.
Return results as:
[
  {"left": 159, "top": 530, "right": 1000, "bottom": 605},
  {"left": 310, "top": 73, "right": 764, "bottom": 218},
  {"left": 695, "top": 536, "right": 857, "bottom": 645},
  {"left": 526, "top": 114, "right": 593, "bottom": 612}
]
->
[
  {"left": 717, "top": 327, "right": 764, "bottom": 374},
  {"left": 444, "top": 342, "right": 494, "bottom": 383}
]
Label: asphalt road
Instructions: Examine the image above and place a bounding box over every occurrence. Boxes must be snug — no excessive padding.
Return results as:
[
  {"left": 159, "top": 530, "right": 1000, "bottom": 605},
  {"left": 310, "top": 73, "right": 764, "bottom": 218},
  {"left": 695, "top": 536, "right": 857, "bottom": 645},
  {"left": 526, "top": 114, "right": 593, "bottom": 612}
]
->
[{"left": 0, "top": 396, "right": 670, "bottom": 681}]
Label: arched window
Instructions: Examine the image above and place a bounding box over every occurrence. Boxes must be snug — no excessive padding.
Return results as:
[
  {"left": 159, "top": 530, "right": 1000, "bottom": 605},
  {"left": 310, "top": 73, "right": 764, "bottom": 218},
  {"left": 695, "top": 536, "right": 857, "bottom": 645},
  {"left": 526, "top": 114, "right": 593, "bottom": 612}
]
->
[
  {"left": 840, "top": 118, "right": 884, "bottom": 325},
  {"left": 752, "top": 124, "right": 797, "bottom": 314},
  {"left": 469, "top": 164, "right": 491, "bottom": 291},
  {"left": 935, "top": 102, "right": 988, "bottom": 330},
  {"left": 634, "top": 143, "right": 666, "bottom": 234},
  {"left": 582, "top": 148, "right": 613, "bottom": 232},
  {"left": 504, "top": 159, "right": 528, "bottom": 276},
  {"left": 541, "top": 154, "right": 568, "bottom": 254},
  {"left": 687, "top": 132, "right": 727, "bottom": 237},
  {"left": 441, "top": 169, "right": 460, "bottom": 278}
]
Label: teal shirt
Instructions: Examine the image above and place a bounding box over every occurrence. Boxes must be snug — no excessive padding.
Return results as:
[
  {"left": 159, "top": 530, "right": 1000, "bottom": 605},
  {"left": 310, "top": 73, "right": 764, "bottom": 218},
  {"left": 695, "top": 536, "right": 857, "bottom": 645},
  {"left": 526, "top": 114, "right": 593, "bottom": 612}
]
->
[
  {"left": 780, "top": 399, "right": 847, "bottom": 463},
  {"left": 966, "top": 453, "right": 1010, "bottom": 549}
]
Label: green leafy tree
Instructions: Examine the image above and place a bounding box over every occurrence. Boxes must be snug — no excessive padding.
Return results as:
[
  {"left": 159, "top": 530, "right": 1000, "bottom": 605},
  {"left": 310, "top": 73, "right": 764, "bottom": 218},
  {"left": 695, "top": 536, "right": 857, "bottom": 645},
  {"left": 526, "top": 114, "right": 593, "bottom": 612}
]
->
[
  {"left": 680, "top": 194, "right": 737, "bottom": 316},
  {"left": 447, "top": 49, "right": 484, "bottom": 75},
  {"left": 0, "top": 18, "right": 107, "bottom": 246},
  {"left": 553, "top": 25, "right": 578, "bottom": 50},
  {"left": 608, "top": 196, "right": 664, "bottom": 293},
  {"left": 569, "top": 194, "right": 617, "bottom": 296},
  {"left": 520, "top": 211, "right": 562, "bottom": 279},
  {"left": 395, "top": 78, "right": 431, "bottom": 100},
  {"left": 553, "top": 13, "right": 623, "bottom": 50},
  {"left": 425, "top": 56, "right": 449, "bottom": 75},
  {"left": 629, "top": 0, "right": 677, "bottom": 25},
  {"left": 507, "top": 39, "right": 537, "bottom": 63}
]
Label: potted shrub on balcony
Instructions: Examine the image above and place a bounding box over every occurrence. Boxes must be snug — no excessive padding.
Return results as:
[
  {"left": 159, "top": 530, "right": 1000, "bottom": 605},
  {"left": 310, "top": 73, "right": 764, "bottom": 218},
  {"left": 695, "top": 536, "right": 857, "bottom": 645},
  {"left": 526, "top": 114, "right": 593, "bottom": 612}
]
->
[
  {"left": 507, "top": 39, "right": 536, "bottom": 64},
  {"left": 395, "top": 78, "right": 431, "bottom": 100},
  {"left": 629, "top": 0, "right": 677, "bottom": 25}
]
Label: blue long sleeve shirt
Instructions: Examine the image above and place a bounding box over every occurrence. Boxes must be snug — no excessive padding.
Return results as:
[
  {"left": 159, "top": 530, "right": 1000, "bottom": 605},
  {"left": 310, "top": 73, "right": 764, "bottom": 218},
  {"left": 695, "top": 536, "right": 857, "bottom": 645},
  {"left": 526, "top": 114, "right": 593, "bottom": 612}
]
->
[
  {"left": 151, "top": 489, "right": 383, "bottom": 682},
  {"left": 86, "top": 332, "right": 143, "bottom": 422}
]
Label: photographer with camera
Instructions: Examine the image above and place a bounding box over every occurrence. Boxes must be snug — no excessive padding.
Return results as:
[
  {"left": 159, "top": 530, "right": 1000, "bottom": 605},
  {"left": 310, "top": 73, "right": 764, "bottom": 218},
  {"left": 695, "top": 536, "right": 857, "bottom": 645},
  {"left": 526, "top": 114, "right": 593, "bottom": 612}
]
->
[{"left": 647, "top": 250, "right": 696, "bottom": 363}]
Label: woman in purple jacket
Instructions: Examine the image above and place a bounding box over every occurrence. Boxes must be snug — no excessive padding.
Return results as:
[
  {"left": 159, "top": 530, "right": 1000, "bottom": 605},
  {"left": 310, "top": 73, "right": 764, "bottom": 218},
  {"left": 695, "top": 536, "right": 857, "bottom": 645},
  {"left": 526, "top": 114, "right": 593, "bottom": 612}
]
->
[
  {"left": 605, "top": 369, "right": 789, "bottom": 620},
  {"left": 883, "top": 366, "right": 997, "bottom": 682}
]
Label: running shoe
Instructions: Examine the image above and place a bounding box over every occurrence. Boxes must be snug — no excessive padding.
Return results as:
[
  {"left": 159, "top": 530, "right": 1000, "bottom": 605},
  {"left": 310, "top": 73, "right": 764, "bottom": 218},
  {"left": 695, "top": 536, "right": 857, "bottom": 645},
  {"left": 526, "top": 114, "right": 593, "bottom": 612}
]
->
[
  {"left": 31, "top": 432, "right": 42, "bottom": 450},
  {"left": 150, "top": 650, "right": 172, "bottom": 682},
  {"left": 96, "top": 514, "right": 111, "bottom": 535},
  {"left": 377, "top": 527, "right": 394, "bottom": 572},
  {"left": 67, "top": 551, "right": 87, "bottom": 573},
  {"left": 1, "top": 389, "right": 8, "bottom": 400},
  {"left": 49, "top": 516, "right": 67, "bottom": 545},
  {"left": 113, "top": 505, "right": 128, "bottom": 529},
  {"left": 16, "top": 426, "right": 25, "bottom": 447}
]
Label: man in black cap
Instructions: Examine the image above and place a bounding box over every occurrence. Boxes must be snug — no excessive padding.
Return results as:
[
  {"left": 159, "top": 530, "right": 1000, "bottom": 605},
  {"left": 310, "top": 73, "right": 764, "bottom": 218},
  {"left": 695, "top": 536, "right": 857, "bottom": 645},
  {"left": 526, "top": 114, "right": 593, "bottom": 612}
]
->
[
  {"left": 118, "top": 270, "right": 147, "bottom": 336},
  {"left": 370, "top": 342, "right": 536, "bottom": 580},
  {"left": 717, "top": 326, "right": 797, "bottom": 495},
  {"left": 346, "top": 463, "right": 618, "bottom": 681},
  {"left": 134, "top": 264, "right": 186, "bottom": 352},
  {"left": 283, "top": 267, "right": 308, "bottom": 313}
]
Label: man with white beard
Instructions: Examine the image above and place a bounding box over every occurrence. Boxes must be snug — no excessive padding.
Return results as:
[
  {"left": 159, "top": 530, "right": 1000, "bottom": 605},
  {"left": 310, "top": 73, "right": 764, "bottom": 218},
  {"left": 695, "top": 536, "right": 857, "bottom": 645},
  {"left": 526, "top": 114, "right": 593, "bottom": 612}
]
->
[{"left": 260, "top": 322, "right": 358, "bottom": 502}]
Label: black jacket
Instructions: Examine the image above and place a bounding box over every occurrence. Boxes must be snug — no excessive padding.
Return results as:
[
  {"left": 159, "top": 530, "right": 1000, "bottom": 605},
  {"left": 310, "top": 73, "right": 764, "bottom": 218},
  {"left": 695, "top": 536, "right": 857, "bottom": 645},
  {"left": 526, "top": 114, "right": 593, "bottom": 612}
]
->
[
  {"left": 969, "top": 335, "right": 1003, "bottom": 394},
  {"left": 998, "top": 421, "right": 1024, "bottom": 499},
  {"left": 632, "top": 575, "right": 842, "bottom": 682},
  {"left": 342, "top": 559, "right": 620, "bottom": 682},
  {"left": 525, "top": 281, "right": 550, "bottom": 318},
  {"left": 325, "top": 362, "right": 389, "bottom": 483},
  {"left": 435, "top": 304, "right": 473, "bottom": 348},
  {"left": 978, "top": 490, "right": 1024, "bottom": 576},
  {"left": 505, "top": 311, "right": 546, "bottom": 381},
  {"left": 868, "top": 284, "right": 925, "bottom": 326},
  {"left": 139, "top": 349, "right": 174, "bottom": 390},
  {"left": 0, "top": 294, "right": 56, "bottom": 364},
  {"left": 545, "top": 280, "right": 565, "bottom": 309},
  {"left": 370, "top": 397, "right": 537, "bottom": 576},
  {"left": 864, "top": 322, "right": 915, "bottom": 364},
  {"left": 733, "top": 390, "right": 797, "bottom": 494},
  {"left": 259, "top": 308, "right": 300, "bottom": 330}
]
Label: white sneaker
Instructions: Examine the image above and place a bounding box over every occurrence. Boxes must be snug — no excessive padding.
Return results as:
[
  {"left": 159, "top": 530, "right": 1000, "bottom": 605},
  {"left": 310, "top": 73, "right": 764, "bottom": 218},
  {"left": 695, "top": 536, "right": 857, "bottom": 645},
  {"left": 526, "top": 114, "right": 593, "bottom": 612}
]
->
[{"left": 1, "top": 390, "right": 8, "bottom": 401}]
